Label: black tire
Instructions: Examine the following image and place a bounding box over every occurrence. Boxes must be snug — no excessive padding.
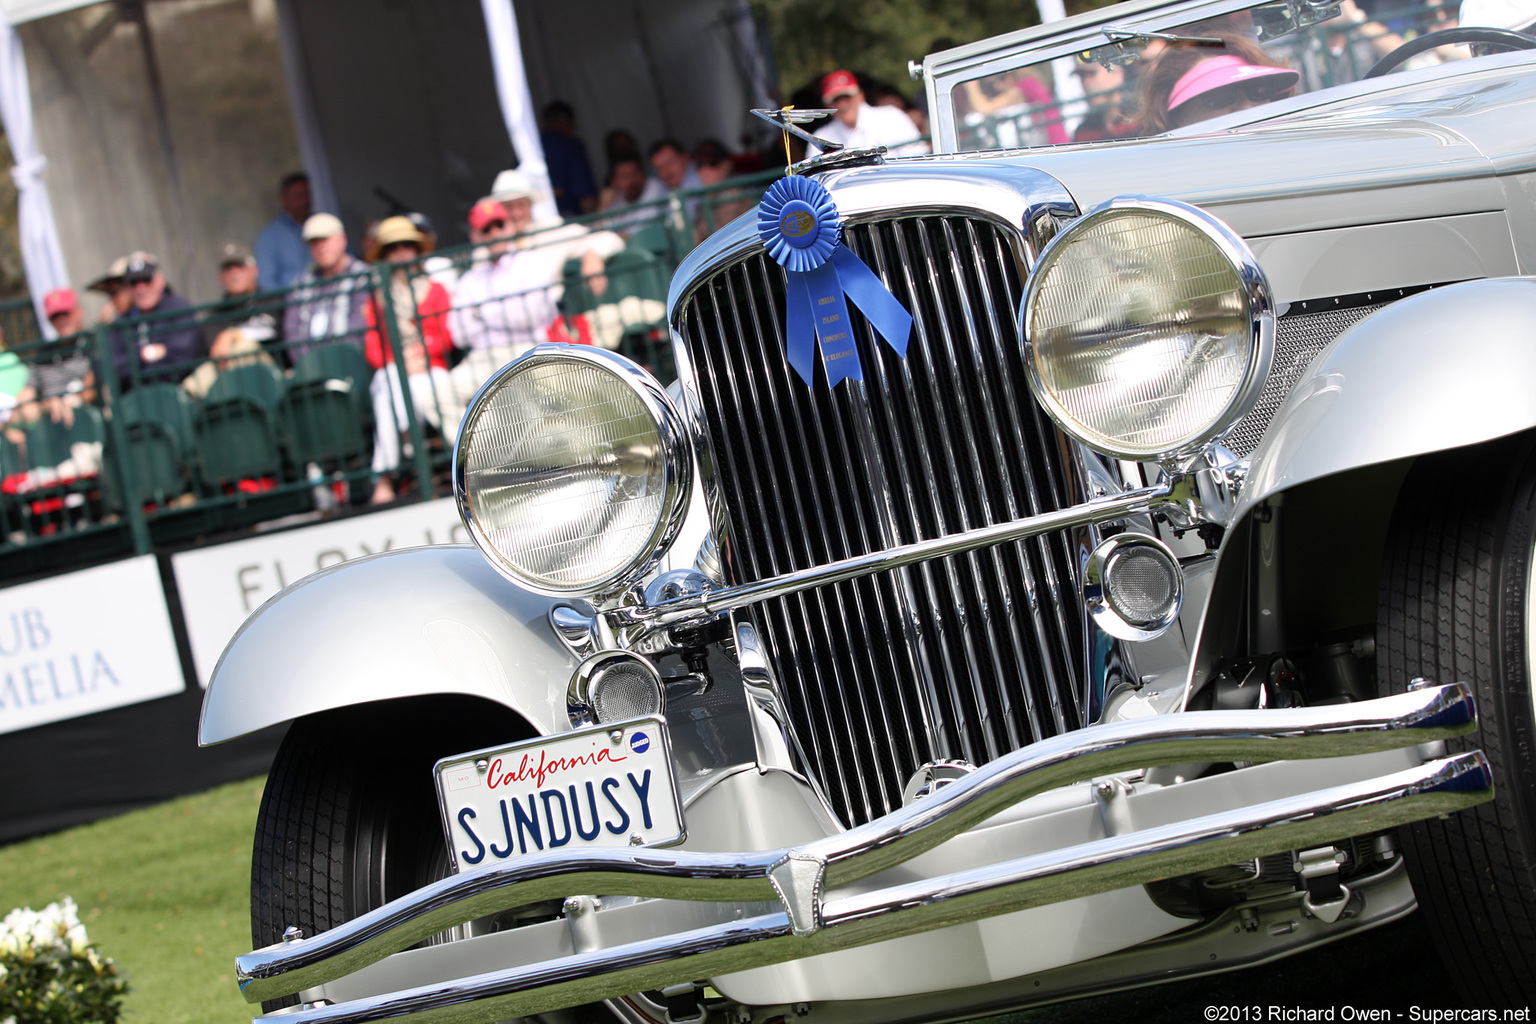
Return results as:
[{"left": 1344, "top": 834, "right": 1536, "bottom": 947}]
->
[
  {"left": 1378, "top": 436, "right": 1536, "bottom": 1007},
  {"left": 251, "top": 696, "right": 533, "bottom": 1011}
]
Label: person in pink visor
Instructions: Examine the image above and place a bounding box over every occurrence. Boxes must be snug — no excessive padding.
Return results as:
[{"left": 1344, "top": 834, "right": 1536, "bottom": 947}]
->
[{"left": 1141, "top": 34, "right": 1300, "bottom": 131}]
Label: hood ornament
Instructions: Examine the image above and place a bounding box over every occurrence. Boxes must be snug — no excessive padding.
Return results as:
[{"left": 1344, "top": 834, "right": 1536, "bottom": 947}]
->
[{"left": 752, "top": 107, "right": 844, "bottom": 153}]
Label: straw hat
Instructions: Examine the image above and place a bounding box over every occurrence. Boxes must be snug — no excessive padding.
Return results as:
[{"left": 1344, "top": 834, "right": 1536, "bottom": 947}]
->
[{"left": 375, "top": 216, "right": 426, "bottom": 250}]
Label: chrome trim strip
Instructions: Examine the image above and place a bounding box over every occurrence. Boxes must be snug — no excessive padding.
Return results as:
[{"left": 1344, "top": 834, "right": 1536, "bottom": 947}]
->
[
  {"left": 606, "top": 480, "right": 1177, "bottom": 633},
  {"left": 237, "top": 684, "right": 1476, "bottom": 1004},
  {"left": 257, "top": 750, "right": 1490, "bottom": 1023}
]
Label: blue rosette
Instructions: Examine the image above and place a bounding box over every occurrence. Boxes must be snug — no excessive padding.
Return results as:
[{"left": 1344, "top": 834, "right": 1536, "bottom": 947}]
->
[
  {"left": 757, "top": 176, "right": 913, "bottom": 387},
  {"left": 757, "top": 175, "right": 840, "bottom": 273}
]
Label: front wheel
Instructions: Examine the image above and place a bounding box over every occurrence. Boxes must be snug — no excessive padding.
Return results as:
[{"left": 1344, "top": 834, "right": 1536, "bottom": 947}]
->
[
  {"left": 1377, "top": 437, "right": 1536, "bottom": 1006},
  {"left": 250, "top": 696, "right": 533, "bottom": 1011}
]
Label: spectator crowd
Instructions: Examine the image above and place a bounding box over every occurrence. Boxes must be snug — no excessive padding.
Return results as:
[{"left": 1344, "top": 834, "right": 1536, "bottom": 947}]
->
[{"left": 0, "top": 85, "right": 930, "bottom": 512}]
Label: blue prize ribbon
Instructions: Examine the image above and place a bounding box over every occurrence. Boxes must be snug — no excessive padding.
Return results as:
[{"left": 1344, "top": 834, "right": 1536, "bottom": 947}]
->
[{"left": 758, "top": 176, "right": 913, "bottom": 387}]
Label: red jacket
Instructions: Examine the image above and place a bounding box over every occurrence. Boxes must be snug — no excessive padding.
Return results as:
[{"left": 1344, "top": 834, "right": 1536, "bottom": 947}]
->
[{"left": 364, "top": 280, "right": 454, "bottom": 371}]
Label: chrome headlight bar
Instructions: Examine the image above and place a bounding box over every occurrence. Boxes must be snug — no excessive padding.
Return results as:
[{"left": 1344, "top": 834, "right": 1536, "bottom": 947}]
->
[{"left": 603, "top": 473, "right": 1221, "bottom": 638}]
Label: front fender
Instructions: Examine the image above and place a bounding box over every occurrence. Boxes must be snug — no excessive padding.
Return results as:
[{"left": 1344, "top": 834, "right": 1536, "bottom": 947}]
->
[
  {"left": 1184, "top": 278, "right": 1536, "bottom": 699},
  {"left": 198, "top": 545, "right": 577, "bottom": 744},
  {"left": 1239, "top": 277, "right": 1536, "bottom": 512}
]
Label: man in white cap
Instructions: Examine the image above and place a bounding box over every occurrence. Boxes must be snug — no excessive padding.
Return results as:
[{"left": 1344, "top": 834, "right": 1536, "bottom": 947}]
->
[
  {"left": 1460, "top": 0, "right": 1536, "bottom": 36},
  {"left": 445, "top": 173, "right": 624, "bottom": 415},
  {"left": 283, "top": 212, "right": 372, "bottom": 365}
]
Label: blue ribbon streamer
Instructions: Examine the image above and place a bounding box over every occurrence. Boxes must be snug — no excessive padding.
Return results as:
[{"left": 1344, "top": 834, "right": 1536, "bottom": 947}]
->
[{"left": 759, "top": 176, "right": 913, "bottom": 387}]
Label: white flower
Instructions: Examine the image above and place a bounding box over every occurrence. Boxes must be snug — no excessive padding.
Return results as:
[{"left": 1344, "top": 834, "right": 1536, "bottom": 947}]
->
[{"left": 0, "top": 897, "right": 90, "bottom": 959}]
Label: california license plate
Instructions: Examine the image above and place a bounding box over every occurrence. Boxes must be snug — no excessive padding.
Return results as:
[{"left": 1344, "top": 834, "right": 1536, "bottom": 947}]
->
[{"left": 434, "top": 716, "right": 684, "bottom": 875}]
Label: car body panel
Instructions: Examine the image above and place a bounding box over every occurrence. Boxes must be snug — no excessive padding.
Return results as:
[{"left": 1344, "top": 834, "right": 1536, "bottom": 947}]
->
[{"left": 198, "top": 545, "right": 575, "bottom": 744}]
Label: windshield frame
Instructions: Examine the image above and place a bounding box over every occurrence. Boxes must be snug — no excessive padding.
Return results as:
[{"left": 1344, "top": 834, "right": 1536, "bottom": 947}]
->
[{"left": 922, "top": 0, "right": 1363, "bottom": 152}]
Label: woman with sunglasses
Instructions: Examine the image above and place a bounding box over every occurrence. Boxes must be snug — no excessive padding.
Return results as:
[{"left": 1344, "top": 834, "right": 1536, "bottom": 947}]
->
[{"left": 1140, "top": 33, "right": 1300, "bottom": 132}]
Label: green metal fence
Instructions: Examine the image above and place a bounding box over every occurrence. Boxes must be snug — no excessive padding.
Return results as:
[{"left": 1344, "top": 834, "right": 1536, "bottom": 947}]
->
[{"left": 0, "top": 169, "right": 781, "bottom": 580}]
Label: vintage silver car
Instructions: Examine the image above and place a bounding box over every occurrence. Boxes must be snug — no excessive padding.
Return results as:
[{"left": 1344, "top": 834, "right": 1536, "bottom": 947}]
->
[{"left": 202, "top": 0, "right": 1536, "bottom": 1019}]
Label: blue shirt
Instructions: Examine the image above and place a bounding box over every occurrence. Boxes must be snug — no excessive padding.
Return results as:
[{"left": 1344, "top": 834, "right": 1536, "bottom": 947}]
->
[
  {"left": 255, "top": 212, "right": 310, "bottom": 292},
  {"left": 541, "top": 131, "right": 598, "bottom": 217}
]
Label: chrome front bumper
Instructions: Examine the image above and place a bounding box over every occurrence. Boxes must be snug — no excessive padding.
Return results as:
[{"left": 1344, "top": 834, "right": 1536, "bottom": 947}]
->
[{"left": 241, "top": 684, "right": 1489, "bottom": 1022}]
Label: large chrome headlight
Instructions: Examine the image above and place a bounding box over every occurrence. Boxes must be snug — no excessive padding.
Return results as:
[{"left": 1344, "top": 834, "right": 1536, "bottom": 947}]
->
[
  {"left": 1022, "top": 197, "right": 1274, "bottom": 462},
  {"left": 454, "top": 346, "right": 691, "bottom": 599}
]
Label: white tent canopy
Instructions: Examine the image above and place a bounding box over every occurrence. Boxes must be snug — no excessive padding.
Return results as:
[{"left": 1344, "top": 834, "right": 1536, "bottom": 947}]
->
[{"left": 0, "top": 0, "right": 771, "bottom": 308}]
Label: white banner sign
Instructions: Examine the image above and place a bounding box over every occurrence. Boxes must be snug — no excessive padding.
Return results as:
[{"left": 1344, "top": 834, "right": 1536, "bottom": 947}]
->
[
  {"left": 0, "top": 556, "right": 184, "bottom": 735},
  {"left": 172, "top": 498, "right": 467, "bottom": 686}
]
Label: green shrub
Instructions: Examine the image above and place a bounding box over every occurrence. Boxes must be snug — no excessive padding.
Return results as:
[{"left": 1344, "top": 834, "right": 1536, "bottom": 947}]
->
[{"left": 0, "top": 898, "right": 128, "bottom": 1024}]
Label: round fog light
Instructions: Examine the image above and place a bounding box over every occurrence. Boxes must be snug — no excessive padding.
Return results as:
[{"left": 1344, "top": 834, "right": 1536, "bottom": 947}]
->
[
  {"left": 569, "top": 651, "right": 664, "bottom": 727},
  {"left": 1084, "top": 533, "right": 1183, "bottom": 641}
]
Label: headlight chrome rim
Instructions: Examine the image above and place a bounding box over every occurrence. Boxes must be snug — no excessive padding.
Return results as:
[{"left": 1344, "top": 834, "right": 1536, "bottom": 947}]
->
[
  {"left": 453, "top": 345, "right": 693, "bottom": 601},
  {"left": 1021, "top": 196, "right": 1275, "bottom": 463}
]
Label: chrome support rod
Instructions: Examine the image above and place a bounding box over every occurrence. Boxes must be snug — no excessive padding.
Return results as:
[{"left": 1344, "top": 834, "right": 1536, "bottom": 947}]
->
[
  {"left": 237, "top": 684, "right": 1476, "bottom": 1004},
  {"left": 607, "top": 480, "right": 1177, "bottom": 633},
  {"left": 258, "top": 752, "right": 1491, "bottom": 1024}
]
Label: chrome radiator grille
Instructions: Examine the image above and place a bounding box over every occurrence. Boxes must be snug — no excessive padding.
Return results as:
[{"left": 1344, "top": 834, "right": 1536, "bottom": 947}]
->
[{"left": 675, "top": 216, "right": 1085, "bottom": 827}]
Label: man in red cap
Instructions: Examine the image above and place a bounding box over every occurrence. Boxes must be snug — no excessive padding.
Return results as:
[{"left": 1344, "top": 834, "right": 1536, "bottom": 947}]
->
[
  {"left": 812, "top": 70, "right": 929, "bottom": 156},
  {"left": 43, "top": 287, "right": 83, "bottom": 338},
  {"left": 23, "top": 288, "right": 94, "bottom": 424}
]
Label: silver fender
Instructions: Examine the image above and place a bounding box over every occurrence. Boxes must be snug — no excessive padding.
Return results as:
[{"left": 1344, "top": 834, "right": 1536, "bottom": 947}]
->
[
  {"left": 198, "top": 545, "right": 576, "bottom": 744},
  {"left": 1183, "top": 277, "right": 1536, "bottom": 699},
  {"left": 1239, "top": 277, "right": 1536, "bottom": 512}
]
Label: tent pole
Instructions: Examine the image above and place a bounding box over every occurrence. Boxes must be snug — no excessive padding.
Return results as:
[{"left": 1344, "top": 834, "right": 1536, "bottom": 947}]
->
[{"left": 120, "top": 0, "right": 194, "bottom": 284}]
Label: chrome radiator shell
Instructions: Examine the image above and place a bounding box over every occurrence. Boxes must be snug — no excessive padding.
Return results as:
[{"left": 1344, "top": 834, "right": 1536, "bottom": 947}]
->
[{"left": 673, "top": 211, "right": 1086, "bottom": 827}]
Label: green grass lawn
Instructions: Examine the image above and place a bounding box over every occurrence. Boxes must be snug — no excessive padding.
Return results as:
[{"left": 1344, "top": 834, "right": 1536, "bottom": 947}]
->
[{"left": 0, "top": 776, "right": 266, "bottom": 1024}]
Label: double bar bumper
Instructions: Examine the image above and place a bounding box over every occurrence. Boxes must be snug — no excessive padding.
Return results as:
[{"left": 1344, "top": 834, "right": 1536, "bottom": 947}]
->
[{"left": 241, "top": 684, "right": 1488, "bottom": 1022}]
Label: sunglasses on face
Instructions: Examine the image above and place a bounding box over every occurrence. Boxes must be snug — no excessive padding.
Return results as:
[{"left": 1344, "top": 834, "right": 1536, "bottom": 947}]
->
[
  {"left": 480, "top": 219, "right": 508, "bottom": 233},
  {"left": 126, "top": 275, "right": 155, "bottom": 286},
  {"left": 1192, "top": 78, "right": 1292, "bottom": 109}
]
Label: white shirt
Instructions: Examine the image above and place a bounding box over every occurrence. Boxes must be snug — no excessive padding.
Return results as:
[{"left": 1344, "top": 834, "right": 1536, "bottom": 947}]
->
[
  {"left": 449, "top": 221, "right": 624, "bottom": 356},
  {"left": 812, "top": 103, "right": 929, "bottom": 156},
  {"left": 603, "top": 177, "right": 669, "bottom": 233}
]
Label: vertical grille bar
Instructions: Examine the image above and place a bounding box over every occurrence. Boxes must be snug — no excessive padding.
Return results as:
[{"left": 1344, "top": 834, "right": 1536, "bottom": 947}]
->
[
  {"left": 739, "top": 255, "right": 922, "bottom": 817},
  {"left": 677, "top": 213, "right": 1085, "bottom": 826}
]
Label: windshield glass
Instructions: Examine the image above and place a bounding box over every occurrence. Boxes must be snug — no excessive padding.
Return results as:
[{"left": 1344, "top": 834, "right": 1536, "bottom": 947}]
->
[{"left": 949, "top": 0, "right": 1509, "bottom": 150}]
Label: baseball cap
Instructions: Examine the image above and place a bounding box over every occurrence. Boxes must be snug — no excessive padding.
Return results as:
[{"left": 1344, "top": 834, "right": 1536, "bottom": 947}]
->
[
  {"left": 468, "top": 199, "right": 509, "bottom": 232},
  {"left": 43, "top": 287, "right": 78, "bottom": 318},
  {"left": 490, "top": 168, "right": 541, "bottom": 205},
  {"left": 821, "top": 70, "right": 861, "bottom": 103},
  {"left": 302, "top": 212, "right": 345, "bottom": 242},
  {"left": 1167, "top": 56, "right": 1299, "bottom": 115},
  {"left": 218, "top": 242, "right": 255, "bottom": 268},
  {"left": 123, "top": 252, "right": 159, "bottom": 281},
  {"left": 1460, "top": 0, "right": 1536, "bottom": 30}
]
